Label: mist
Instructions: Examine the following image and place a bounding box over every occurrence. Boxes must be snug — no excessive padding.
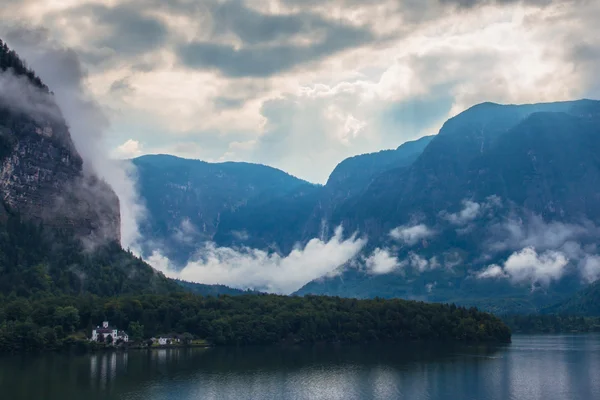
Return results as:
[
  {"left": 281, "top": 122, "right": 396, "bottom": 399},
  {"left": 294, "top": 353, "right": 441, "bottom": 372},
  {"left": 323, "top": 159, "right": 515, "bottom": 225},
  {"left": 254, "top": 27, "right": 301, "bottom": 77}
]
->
[
  {"left": 4, "top": 27, "right": 146, "bottom": 250},
  {"left": 147, "top": 226, "right": 367, "bottom": 294}
]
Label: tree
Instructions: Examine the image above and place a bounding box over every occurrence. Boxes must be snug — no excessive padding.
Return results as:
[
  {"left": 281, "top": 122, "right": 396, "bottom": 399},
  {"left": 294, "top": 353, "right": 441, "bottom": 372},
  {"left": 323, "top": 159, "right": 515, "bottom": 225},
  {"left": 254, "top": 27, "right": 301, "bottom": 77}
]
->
[
  {"left": 182, "top": 332, "right": 193, "bottom": 345},
  {"left": 129, "top": 321, "right": 144, "bottom": 342},
  {"left": 54, "top": 306, "right": 80, "bottom": 333},
  {"left": 106, "top": 334, "right": 113, "bottom": 345}
]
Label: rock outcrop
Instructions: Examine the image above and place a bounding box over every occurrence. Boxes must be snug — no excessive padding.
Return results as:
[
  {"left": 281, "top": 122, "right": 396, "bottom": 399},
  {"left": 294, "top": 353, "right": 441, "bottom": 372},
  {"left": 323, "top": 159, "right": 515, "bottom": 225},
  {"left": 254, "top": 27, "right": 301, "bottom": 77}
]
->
[{"left": 0, "top": 38, "right": 120, "bottom": 243}]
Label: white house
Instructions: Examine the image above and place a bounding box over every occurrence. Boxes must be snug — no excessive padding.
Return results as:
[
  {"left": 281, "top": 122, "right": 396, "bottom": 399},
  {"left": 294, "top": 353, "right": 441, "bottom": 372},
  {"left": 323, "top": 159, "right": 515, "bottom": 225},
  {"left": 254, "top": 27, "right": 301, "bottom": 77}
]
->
[{"left": 91, "top": 321, "right": 129, "bottom": 343}]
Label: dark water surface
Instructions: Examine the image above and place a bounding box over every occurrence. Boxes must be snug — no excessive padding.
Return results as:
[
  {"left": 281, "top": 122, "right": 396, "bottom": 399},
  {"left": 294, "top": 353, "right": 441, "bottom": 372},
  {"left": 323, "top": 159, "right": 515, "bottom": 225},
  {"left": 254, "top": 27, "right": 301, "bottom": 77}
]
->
[{"left": 1, "top": 335, "right": 599, "bottom": 400}]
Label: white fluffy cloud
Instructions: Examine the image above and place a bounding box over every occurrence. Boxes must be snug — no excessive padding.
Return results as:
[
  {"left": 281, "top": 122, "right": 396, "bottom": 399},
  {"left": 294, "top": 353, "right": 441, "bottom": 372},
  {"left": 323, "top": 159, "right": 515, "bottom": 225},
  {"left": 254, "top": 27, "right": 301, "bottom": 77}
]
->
[
  {"left": 477, "top": 264, "right": 508, "bottom": 279},
  {"left": 440, "top": 200, "right": 481, "bottom": 225},
  {"left": 479, "top": 247, "right": 569, "bottom": 286},
  {"left": 440, "top": 196, "right": 503, "bottom": 227},
  {"left": 114, "top": 139, "right": 143, "bottom": 158},
  {"left": 365, "top": 248, "right": 405, "bottom": 275},
  {"left": 147, "top": 226, "right": 367, "bottom": 294},
  {"left": 390, "top": 223, "right": 435, "bottom": 246},
  {"left": 407, "top": 253, "right": 442, "bottom": 273},
  {"left": 580, "top": 255, "right": 600, "bottom": 284}
]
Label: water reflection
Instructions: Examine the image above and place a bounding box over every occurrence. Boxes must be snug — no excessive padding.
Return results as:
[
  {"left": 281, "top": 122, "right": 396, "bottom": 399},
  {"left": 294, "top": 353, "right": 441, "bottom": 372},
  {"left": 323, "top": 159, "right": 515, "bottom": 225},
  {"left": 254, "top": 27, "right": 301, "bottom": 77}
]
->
[{"left": 1, "top": 335, "right": 599, "bottom": 400}]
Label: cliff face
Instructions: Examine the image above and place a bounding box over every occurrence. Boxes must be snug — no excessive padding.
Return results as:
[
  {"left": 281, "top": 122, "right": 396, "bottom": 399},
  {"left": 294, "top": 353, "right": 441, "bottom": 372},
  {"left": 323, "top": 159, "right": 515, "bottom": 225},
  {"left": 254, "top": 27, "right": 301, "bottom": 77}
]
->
[{"left": 0, "top": 39, "right": 120, "bottom": 243}]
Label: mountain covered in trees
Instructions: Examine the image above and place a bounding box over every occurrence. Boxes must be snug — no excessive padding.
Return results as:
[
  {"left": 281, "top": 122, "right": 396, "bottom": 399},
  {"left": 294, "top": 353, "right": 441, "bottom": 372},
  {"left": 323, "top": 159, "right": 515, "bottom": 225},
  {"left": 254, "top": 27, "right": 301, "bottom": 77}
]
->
[
  {"left": 134, "top": 99, "right": 600, "bottom": 314},
  {"left": 0, "top": 39, "right": 512, "bottom": 352}
]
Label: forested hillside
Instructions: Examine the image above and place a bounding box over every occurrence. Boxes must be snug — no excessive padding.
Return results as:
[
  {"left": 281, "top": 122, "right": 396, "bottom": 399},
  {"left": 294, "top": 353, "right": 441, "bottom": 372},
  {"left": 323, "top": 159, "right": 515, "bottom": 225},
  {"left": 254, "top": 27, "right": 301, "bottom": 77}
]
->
[
  {"left": 0, "top": 292, "right": 511, "bottom": 353},
  {"left": 0, "top": 209, "right": 177, "bottom": 298}
]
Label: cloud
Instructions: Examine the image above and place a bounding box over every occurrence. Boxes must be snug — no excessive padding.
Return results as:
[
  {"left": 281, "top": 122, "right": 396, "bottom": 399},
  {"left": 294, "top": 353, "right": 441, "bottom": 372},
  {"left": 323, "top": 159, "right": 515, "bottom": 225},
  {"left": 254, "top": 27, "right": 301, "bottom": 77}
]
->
[
  {"left": 581, "top": 255, "right": 600, "bottom": 283},
  {"left": 407, "top": 252, "right": 443, "bottom": 272},
  {"left": 172, "top": 218, "right": 200, "bottom": 245},
  {"left": 477, "top": 264, "right": 508, "bottom": 279},
  {"left": 58, "top": 3, "right": 168, "bottom": 59},
  {"left": 440, "top": 200, "right": 481, "bottom": 225},
  {"left": 114, "top": 139, "right": 143, "bottom": 159},
  {"left": 4, "top": 0, "right": 600, "bottom": 186},
  {"left": 365, "top": 248, "right": 405, "bottom": 275},
  {"left": 147, "top": 226, "right": 367, "bottom": 294},
  {"left": 409, "top": 253, "right": 430, "bottom": 272},
  {"left": 440, "top": 196, "right": 502, "bottom": 226},
  {"left": 425, "top": 281, "right": 437, "bottom": 293},
  {"left": 390, "top": 223, "right": 435, "bottom": 246},
  {"left": 488, "top": 215, "right": 592, "bottom": 253},
  {"left": 5, "top": 28, "right": 147, "bottom": 250},
  {"left": 504, "top": 247, "right": 569, "bottom": 285},
  {"left": 175, "top": 1, "right": 375, "bottom": 77},
  {"left": 479, "top": 247, "right": 569, "bottom": 285},
  {"left": 0, "top": 71, "right": 60, "bottom": 123}
]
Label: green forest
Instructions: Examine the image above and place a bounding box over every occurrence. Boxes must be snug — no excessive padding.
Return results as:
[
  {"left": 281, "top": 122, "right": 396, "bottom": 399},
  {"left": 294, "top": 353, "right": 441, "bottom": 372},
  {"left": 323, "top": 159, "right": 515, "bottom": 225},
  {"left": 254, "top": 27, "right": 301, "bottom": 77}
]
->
[
  {"left": 502, "top": 314, "right": 600, "bottom": 334},
  {"left": 0, "top": 293, "right": 512, "bottom": 353},
  {"left": 0, "top": 210, "right": 512, "bottom": 353}
]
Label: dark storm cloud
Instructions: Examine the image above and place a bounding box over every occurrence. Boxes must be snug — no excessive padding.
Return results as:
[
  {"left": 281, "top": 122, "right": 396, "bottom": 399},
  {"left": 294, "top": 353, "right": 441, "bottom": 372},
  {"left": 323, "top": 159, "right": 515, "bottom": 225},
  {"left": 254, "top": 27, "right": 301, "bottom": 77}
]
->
[
  {"left": 177, "top": 25, "right": 373, "bottom": 77},
  {"left": 208, "top": 0, "right": 336, "bottom": 45},
  {"left": 4, "top": 26, "right": 87, "bottom": 90},
  {"left": 65, "top": 3, "right": 168, "bottom": 55},
  {"left": 175, "top": 0, "right": 374, "bottom": 77}
]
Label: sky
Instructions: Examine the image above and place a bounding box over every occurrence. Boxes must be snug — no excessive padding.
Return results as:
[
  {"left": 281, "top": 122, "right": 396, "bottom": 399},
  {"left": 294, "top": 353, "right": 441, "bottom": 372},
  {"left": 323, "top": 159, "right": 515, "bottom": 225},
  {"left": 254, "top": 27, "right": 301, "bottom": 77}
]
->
[{"left": 1, "top": 0, "right": 599, "bottom": 183}]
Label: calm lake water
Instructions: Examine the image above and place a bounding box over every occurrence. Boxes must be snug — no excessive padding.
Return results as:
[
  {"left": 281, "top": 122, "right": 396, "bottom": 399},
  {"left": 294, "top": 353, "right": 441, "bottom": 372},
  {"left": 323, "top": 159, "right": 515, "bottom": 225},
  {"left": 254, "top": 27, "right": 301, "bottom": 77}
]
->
[{"left": 1, "top": 335, "right": 599, "bottom": 400}]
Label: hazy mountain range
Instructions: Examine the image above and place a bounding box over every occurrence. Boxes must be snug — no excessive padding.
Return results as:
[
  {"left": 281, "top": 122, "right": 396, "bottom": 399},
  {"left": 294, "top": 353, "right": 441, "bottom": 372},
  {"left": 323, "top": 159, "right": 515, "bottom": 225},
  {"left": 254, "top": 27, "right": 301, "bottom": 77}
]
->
[{"left": 134, "top": 99, "right": 600, "bottom": 313}]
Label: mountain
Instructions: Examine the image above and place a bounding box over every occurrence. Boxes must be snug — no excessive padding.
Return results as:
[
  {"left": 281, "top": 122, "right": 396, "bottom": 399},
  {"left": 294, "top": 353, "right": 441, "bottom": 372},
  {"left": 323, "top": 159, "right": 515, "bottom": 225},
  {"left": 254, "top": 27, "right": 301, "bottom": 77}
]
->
[
  {"left": 0, "top": 38, "right": 177, "bottom": 297},
  {"left": 543, "top": 280, "right": 600, "bottom": 316},
  {"left": 0, "top": 41, "right": 512, "bottom": 354},
  {"left": 325, "top": 135, "right": 434, "bottom": 199},
  {"left": 134, "top": 137, "right": 436, "bottom": 264},
  {"left": 327, "top": 100, "right": 600, "bottom": 236},
  {"left": 133, "top": 154, "right": 319, "bottom": 264},
  {"left": 298, "top": 99, "right": 600, "bottom": 312},
  {"left": 0, "top": 39, "right": 298, "bottom": 300},
  {"left": 0, "top": 39, "right": 120, "bottom": 244},
  {"left": 303, "top": 135, "right": 435, "bottom": 237},
  {"left": 132, "top": 100, "right": 600, "bottom": 313}
]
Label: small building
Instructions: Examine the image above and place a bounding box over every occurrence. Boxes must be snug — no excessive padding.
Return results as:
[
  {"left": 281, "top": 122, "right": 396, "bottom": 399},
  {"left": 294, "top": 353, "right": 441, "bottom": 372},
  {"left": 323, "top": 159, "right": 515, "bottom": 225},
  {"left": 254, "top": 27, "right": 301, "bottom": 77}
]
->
[
  {"left": 153, "top": 335, "right": 181, "bottom": 345},
  {"left": 91, "top": 321, "right": 129, "bottom": 343}
]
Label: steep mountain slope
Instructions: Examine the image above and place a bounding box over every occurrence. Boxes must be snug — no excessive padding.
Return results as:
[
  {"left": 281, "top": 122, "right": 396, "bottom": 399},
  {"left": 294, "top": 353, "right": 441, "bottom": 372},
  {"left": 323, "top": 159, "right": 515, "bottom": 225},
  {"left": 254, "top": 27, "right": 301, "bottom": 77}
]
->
[
  {"left": 330, "top": 100, "right": 598, "bottom": 237},
  {"left": 133, "top": 154, "right": 318, "bottom": 263},
  {"left": 0, "top": 39, "right": 120, "bottom": 244},
  {"left": 303, "top": 136, "right": 435, "bottom": 237},
  {"left": 0, "top": 38, "right": 176, "bottom": 297},
  {"left": 298, "top": 100, "right": 600, "bottom": 313},
  {"left": 325, "top": 135, "right": 434, "bottom": 199}
]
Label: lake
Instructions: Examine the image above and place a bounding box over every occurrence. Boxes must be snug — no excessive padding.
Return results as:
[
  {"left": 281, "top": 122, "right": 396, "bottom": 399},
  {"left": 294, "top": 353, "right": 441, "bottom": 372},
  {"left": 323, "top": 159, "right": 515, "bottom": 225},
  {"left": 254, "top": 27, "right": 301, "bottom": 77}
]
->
[{"left": 1, "top": 335, "right": 599, "bottom": 400}]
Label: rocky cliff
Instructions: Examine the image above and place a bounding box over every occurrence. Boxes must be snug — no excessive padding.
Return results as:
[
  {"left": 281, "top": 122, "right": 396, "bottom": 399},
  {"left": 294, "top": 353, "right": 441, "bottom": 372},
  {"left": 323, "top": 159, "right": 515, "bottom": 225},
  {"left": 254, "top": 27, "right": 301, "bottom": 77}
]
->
[{"left": 0, "top": 38, "right": 120, "bottom": 244}]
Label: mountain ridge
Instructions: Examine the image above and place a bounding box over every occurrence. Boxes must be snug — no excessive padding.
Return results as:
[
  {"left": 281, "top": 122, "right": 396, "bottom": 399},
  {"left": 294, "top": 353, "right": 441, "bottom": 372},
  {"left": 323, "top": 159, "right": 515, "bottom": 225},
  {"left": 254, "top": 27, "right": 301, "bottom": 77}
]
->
[{"left": 132, "top": 98, "right": 600, "bottom": 313}]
